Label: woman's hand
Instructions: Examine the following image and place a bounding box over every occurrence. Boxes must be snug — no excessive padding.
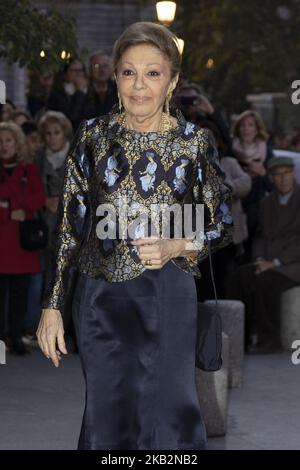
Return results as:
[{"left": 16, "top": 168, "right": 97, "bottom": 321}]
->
[
  {"left": 131, "top": 237, "right": 186, "bottom": 269},
  {"left": 0, "top": 200, "right": 9, "bottom": 208},
  {"left": 254, "top": 260, "right": 275, "bottom": 274},
  {"left": 247, "top": 160, "right": 266, "bottom": 178},
  {"left": 36, "top": 309, "right": 68, "bottom": 367},
  {"left": 10, "top": 209, "right": 26, "bottom": 221}
]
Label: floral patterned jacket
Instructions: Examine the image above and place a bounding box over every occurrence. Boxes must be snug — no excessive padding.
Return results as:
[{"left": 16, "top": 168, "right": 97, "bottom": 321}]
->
[{"left": 42, "top": 105, "right": 233, "bottom": 312}]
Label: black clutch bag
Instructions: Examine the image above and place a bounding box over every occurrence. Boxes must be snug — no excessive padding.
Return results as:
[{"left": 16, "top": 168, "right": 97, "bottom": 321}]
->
[
  {"left": 195, "top": 301, "right": 222, "bottom": 371},
  {"left": 19, "top": 211, "right": 48, "bottom": 251},
  {"left": 195, "top": 238, "right": 223, "bottom": 371}
]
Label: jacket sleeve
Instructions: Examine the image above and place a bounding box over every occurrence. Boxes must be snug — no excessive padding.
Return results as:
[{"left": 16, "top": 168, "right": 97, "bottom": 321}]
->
[
  {"left": 224, "top": 157, "right": 252, "bottom": 200},
  {"left": 41, "top": 120, "right": 90, "bottom": 313},
  {"left": 0, "top": 205, "right": 9, "bottom": 224},
  {"left": 172, "top": 128, "right": 233, "bottom": 275},
  {"left": 189, "top": 128, "right": 234, "bottom": 264},
  {"left": 0, "top": 164, "right": 45, "bottom": 215}
]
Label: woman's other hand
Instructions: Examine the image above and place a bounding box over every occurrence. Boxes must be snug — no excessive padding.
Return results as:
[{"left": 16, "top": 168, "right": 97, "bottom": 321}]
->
[
  {"left": 10, "top": 209, "right": 26, "bottom": 221},
  {"left": 247, "top": 160, "right": 266, "bottom": 178},
  {"left": 37, "top": 309, "right": 68, "bottom": 367}
]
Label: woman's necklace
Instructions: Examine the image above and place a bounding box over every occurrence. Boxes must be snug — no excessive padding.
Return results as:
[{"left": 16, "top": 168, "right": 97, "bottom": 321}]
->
[{"left": 117, "top": 112, "right": 174, "bottom": 132}]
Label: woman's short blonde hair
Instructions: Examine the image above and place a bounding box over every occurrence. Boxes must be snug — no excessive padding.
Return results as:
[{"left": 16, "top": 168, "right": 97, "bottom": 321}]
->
[
  {"left": 113, "top": 21, "right": 182, "bottom": 79},
  {"left": 0, "top": 121, "right": 27, "bottom": 161},
  {"left": 232, "top": 110, "right": 269, "bottom": 141},
  {"left": 38, "top": 111, "right": 73, "bottom": 143}
]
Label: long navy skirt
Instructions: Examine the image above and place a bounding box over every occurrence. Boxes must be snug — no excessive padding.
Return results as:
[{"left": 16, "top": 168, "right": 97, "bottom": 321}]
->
[{"left": 72, "top": 260, "right": 207, "bottom": 450}]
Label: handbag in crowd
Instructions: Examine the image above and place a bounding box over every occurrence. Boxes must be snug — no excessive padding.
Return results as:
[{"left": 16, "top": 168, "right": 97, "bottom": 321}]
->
[
  {"left": 195, "top": 237, "right": 223, "bottom": 371},
  {"left": 19, "top": 168, "right": 48, "bottom": 251}
]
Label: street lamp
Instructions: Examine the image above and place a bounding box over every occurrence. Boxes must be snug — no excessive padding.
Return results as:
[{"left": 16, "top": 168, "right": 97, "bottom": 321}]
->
[
  {"left": 206, "top": 58, "right": 214, "bottom": 69},
  {"left": 156, "top": 1, "right": 177, "bottom": 27},
  {"left": 60, "top": 50, "right": 71, "bottom": 60}
]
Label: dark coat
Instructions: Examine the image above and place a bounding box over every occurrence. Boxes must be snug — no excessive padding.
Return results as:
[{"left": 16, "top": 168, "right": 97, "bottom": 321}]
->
[
  {"left": 0, "top": 162, "right": 46, "bottom": 273},
  {"left": 252, "top": 183, "right": 300, "bottom": 284}
]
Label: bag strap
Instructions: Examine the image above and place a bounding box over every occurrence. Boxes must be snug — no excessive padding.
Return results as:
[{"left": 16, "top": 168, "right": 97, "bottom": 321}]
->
[{"left": 206, "top": 234, "right": 218, "bottom": 311}]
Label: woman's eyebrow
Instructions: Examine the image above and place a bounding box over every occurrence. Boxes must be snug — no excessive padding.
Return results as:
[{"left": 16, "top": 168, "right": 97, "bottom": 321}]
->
[{"left": 121, "top": 61, "right": 161, "bottom": 66}]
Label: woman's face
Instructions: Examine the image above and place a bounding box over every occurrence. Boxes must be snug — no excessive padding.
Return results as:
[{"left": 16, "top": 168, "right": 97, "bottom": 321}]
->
[
  {"left": 0, "top": 130, "right": 17, "bottom": 160},
  {"left": 65, "top": 60, "right": 85, "bottom": 85},
  {"left": 239, "top": 116, "right": 258, "bottom": 143},
  {"left": 115, "top": 43, "right": 178, "bottom": 120},
  {"left": 44, "top": 122, "right": 66, "bottom": 152}
]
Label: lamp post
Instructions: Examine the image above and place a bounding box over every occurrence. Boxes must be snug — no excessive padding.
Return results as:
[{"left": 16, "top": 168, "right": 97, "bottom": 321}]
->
[
  {"left": 156, "top": 2, "right": 184, "bottom": 56},
  {"left": 156, "top": 1, "right": 177, "bottom": 27}
]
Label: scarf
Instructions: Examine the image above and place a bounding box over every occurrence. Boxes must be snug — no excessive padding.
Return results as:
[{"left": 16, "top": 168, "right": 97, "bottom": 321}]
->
[
  {"left": 232, "top": 137, "right": 267, "bottom": 165},
  {"left": 0, "top": 153, "right": 18, "bottom": 166},
  {"left": 46, "top": 141, "right": 70, "bottom": 170}
]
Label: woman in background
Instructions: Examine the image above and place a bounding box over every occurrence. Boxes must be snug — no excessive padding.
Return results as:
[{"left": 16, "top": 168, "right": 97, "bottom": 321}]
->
[
  {"left": 47, "top": 59, "right": 88, "bottom": 131},
  {"left": 38, "top": 110, "right": 73, "bottom": 253},
  {"left": 232, "top": 110, "right": 273, "bottom": 260},
  {"left": 0, "top": 122, "right": 45, "bottom": 354},
  {"left": 197, "top": 120, "right": 251, "bottom": 299}
]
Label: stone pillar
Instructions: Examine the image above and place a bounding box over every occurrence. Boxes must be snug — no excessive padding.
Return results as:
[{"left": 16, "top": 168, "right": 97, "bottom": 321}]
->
[
  {"left": 195, "top": 332, "right": 229, "bottom": 437},
  {"left": 281, "top": 287, "right": 300, "bottom": 350},
  {"left": 205, "top": 299, "right": 245, "bottom": 388}
]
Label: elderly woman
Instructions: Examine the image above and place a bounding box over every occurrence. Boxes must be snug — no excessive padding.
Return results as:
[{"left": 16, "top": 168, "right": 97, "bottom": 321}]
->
[
  {"left": 0, "top": 122, "right": 45, "bottom": 354},
  {"left": 38, "top": 22, "right": 232, "bottom": 450},
  {"left": 37, "top": 110, "right": 73, "bottom": 250}
]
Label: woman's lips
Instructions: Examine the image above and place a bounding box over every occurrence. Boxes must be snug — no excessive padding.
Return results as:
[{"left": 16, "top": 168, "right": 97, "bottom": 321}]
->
[{"left": 130, "top": 96, "right": 150, "bottom": 103}]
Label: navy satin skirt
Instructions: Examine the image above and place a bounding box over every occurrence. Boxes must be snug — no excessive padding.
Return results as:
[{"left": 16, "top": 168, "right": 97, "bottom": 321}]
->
[{"left": 72, "top": 260, "right": 207, "bottom": 450}]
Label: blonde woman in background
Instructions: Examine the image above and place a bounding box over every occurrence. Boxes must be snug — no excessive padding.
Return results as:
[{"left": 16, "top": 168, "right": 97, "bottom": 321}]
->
[
  {"left": 232, "top": 110, "right": 273, "bottom": 261},
  {"left": 0, "top": 122, "right": 45, "bottom": 354}
]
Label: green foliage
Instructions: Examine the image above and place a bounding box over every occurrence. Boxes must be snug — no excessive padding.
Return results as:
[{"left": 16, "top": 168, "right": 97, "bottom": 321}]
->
[
  {"left": 176, "top": 0, "right": 300, "bottom": 112},
  {"left": 0, "top": 0, "right": 79, "bottom": 74}
]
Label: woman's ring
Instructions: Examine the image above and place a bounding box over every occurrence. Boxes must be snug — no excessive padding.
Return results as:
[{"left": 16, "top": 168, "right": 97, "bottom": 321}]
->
[{"left": 145, "top": 259, "right": 152, "bottom": 266}]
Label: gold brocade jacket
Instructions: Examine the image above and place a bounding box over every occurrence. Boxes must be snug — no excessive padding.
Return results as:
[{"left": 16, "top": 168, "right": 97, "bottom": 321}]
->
[{"left": 42, "top": 106, "right": 233, "bottom": 312}]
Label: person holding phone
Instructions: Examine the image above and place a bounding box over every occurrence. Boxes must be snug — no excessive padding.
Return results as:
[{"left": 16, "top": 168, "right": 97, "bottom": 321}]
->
[{"left": 174, "top": 82, "right": 232, "bottom": 154}]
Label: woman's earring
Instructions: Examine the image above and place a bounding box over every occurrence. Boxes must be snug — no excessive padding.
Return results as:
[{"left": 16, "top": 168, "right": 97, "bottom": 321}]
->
[
  {"left": 165, "top": 90, "right": 172, "bottom": 116},
  {"left": 118, "top": 90, "right": 123, "bottom": 113}
]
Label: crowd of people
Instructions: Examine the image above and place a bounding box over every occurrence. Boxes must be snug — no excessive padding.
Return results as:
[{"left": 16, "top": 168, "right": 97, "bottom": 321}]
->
[{"left": 0, "top": 50, "right": 299, "bottom": 356}]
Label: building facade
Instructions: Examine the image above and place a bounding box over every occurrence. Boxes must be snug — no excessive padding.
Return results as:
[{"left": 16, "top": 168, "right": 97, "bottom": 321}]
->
[{"left": 0, "top": 0, "right": 156, "bottom": 108}]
